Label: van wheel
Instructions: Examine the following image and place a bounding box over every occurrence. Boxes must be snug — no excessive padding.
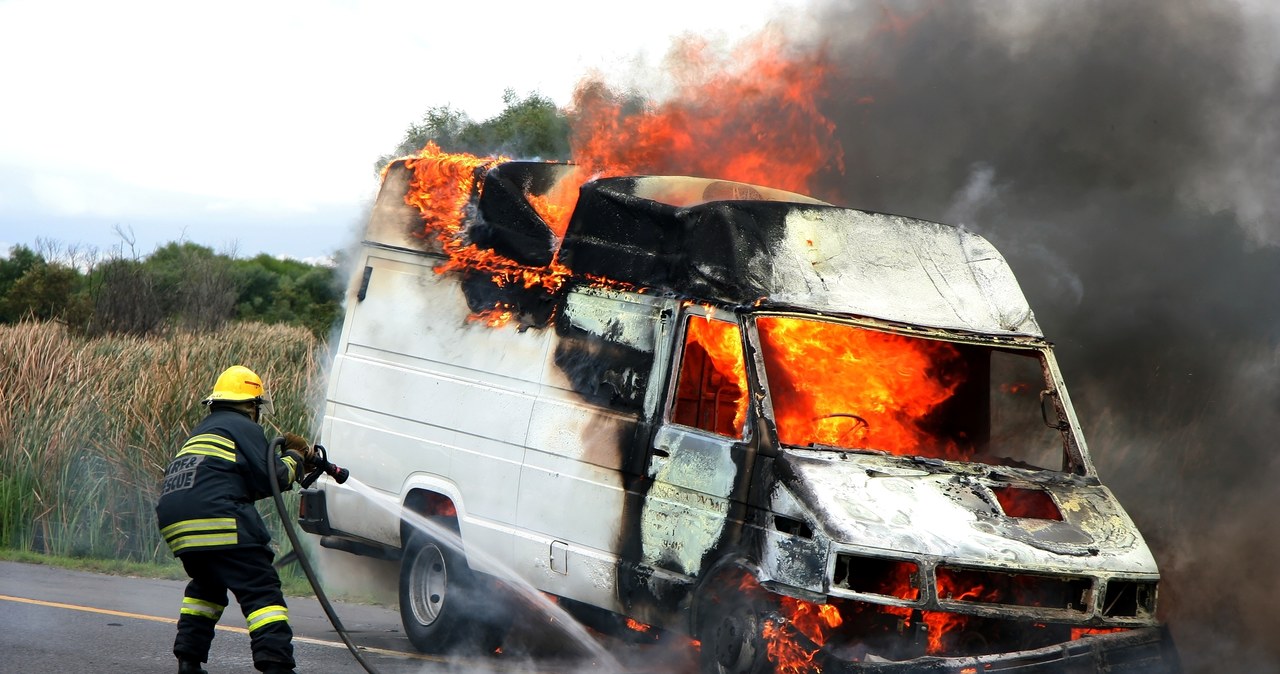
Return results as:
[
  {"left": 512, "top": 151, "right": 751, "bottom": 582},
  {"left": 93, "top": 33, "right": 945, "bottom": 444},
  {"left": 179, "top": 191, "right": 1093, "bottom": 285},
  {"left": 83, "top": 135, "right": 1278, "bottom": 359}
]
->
[
  {"left": 696, "top": 576, "right": 773, "bottom": 674},
  {"left": 399, "top": 525, "right": 508, "bottom": 654}
]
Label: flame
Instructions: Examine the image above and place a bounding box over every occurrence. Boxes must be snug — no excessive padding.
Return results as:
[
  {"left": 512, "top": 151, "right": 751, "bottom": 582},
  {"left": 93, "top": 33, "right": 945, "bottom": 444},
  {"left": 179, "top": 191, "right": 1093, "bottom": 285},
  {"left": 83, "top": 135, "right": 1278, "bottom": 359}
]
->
[
  {"left": 625, "top": 618, "right": 652, "bottom": 633},
  {"left": 682, "top": 315, "right": 749, "bottom": 434},
  {"left": 756, "top": 316, "right": 965, "bottom": 456},
  {"left": 569, "top": 32, "right": 843, "bottom": 194},
  {"left": 876, "top": 605, "right": 972, "bottom": 656},
  {"left": 467, "top": 305, "right": 516, "bottom": 328},
  {"left": 401, "top": 142, "right": 574, "bottom": 319},
  {"left": 766, "top": 596, "right": 844, "bottom": 673},
  {"left": 524, "top": 182, "right": 578, "bottom": 239},
  {"left": 396, "top": 33, "right": 847, "bottom": 321},
  {"left": 1071, "top": 626, "right": 1128, "bottom": 640},
  {"left": 725, "top": 572, "right": 842, "bottom": 674}
]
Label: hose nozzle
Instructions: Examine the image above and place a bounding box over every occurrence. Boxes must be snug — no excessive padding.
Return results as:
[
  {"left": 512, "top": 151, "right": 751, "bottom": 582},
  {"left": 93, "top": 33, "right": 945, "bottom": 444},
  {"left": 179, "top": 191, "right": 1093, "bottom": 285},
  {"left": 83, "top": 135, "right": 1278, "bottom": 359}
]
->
[{"left": 301, "top": 443, "right": 350, "bottom": 488}]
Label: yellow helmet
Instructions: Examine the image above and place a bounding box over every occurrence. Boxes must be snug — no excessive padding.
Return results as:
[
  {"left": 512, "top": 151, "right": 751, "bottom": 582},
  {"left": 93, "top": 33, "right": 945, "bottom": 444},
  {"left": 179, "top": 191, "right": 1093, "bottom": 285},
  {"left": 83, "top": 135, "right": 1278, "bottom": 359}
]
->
[{"left": 204, "top": 365, "right": 270, "bottom": 405}]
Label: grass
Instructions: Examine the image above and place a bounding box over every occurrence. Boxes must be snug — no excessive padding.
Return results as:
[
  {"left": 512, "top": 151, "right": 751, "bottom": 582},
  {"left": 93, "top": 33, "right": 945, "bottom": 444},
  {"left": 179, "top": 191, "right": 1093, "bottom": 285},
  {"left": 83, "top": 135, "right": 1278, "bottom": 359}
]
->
[
  {"left": 0, "top": 548, "right": 318, "bottom": 597},
  {"left": 0, "top": 546, "right": 188, "bottom": 581},
  {"left": 0, "top": 320, "right": 327, "bottom": 585}
]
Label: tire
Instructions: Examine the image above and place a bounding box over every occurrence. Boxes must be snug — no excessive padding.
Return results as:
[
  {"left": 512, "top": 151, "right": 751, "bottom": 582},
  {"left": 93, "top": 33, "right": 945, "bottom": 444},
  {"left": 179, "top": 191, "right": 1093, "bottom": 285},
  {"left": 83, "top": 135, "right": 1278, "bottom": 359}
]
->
[
  {"left": 398, "top": 522, "right": 509, "bottom": 654},
  {"left": 696, "top": 573, "right": 774, "bottom": 674}
]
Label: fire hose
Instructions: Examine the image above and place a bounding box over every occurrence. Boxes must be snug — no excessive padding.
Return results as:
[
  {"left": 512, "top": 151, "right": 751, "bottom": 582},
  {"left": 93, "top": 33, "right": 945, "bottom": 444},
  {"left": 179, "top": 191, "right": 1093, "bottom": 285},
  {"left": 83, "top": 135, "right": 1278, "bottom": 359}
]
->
[{"left": 267, "top": 437, "right": 382, "bottom": 674}]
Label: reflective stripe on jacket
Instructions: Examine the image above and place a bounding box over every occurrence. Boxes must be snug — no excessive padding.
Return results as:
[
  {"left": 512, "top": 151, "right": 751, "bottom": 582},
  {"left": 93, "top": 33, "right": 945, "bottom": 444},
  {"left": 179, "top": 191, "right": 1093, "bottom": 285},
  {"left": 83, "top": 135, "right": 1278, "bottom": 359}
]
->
[{"left": 155, "top": 407, "right": 297, "bottom": 556}]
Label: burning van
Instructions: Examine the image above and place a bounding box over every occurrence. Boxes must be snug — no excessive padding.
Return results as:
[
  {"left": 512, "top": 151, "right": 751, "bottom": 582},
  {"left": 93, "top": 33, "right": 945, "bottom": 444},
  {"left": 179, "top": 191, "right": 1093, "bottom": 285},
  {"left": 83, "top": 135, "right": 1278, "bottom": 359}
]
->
[{"left": 300, "top": 150, "right": 1180, "bottom": 672}]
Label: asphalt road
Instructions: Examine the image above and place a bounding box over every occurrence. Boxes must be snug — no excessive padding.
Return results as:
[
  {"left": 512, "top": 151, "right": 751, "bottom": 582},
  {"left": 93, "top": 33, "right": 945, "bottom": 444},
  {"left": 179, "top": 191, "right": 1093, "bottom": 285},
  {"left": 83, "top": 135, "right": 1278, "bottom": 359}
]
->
[{"left": 0, "top": 561, "right": 698, "bottom": 673}]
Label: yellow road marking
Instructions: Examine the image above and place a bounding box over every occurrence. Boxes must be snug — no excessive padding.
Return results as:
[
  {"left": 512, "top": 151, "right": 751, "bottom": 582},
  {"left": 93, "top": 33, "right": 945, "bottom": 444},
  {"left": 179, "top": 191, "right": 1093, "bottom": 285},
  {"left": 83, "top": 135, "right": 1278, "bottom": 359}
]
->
[{"left": 0, "top": 594, "right": 441, "bottom": 662}]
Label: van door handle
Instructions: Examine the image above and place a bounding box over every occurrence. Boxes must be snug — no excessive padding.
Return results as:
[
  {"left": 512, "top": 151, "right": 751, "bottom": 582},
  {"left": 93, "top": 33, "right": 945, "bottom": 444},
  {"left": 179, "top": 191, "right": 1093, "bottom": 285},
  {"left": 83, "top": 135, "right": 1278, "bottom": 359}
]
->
[{"left": 652, "top": 448, "right": 670, "bottom": 458}]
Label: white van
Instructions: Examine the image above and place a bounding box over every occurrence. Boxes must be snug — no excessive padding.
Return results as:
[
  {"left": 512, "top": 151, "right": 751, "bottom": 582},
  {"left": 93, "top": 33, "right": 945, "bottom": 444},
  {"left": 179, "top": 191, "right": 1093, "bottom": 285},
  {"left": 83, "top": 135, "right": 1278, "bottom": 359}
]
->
[{"left": 300, "top": 159, "right": 1180, "bottom": 672}]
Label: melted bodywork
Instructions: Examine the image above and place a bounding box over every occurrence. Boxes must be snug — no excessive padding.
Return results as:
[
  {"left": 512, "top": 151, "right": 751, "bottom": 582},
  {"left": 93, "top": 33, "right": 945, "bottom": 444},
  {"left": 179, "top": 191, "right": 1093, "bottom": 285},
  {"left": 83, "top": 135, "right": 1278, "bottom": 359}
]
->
[{"left": 308, "top": 159, "right": 1178, "bottom": 671}]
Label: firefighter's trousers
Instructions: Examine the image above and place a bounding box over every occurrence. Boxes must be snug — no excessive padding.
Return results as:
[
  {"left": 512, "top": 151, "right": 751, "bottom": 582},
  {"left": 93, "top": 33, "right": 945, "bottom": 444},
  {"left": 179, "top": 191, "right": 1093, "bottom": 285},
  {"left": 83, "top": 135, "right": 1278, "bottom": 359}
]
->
[{"left": 173, "top": 546, "right": 294, "bottom": 671}]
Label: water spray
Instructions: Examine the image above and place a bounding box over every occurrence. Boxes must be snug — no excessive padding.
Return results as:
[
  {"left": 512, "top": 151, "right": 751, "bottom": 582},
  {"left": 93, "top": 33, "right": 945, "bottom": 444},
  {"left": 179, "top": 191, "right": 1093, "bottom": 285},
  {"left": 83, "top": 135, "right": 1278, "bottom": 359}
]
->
[{"left": 267, "top": 437, "right": 623, "bottom": 672}]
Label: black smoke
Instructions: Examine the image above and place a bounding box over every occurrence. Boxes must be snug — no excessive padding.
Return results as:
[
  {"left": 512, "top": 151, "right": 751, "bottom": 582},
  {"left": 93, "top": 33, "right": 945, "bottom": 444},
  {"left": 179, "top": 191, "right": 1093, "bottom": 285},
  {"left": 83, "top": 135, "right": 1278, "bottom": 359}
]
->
[{"left": 796, "top": 1, "right": 1280, "bottom": 670}]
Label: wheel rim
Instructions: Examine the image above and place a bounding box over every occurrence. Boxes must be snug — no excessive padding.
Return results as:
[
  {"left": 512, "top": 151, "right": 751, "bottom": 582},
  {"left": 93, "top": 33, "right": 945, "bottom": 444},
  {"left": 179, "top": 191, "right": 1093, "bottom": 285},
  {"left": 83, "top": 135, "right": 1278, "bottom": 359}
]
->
[
  {"left": 714, "top": 613, "right": 754, "bottom": 670},
  {"left": 408, "top": 542, "right": 447, "bottom": 626}
]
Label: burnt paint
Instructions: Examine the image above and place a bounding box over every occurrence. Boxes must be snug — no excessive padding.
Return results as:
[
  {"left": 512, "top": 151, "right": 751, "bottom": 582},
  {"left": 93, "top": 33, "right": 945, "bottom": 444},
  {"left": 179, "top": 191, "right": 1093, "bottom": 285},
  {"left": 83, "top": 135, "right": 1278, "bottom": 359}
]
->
[
  {"left": 471, "top": 162, "right": 575, "bottom": 267},
  {"left": 558, "top": 178, "right": 793, "bottom": 305},
  {"left": 552, "top": 306, "right": 654, "bottom": 411},
  {"left": 458, "top": 272, "right": 559, "bottom": 328}
]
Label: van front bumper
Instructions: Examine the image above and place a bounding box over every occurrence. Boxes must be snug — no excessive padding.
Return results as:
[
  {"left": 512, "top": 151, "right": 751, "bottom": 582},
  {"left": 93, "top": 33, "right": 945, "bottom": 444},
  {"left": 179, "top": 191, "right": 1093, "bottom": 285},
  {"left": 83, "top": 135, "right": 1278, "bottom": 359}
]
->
[{"left": 775, "top": 617, "right": 1180, "bottom": 673}]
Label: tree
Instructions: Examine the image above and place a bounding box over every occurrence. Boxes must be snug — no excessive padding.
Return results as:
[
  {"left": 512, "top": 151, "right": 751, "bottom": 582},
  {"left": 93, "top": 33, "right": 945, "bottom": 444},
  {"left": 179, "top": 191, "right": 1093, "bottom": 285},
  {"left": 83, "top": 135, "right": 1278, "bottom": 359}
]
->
[
  {"left": 0, "top": 246, "right": 45, "bottom": 322},
  {"left": 376, "top": 90, "right": 572, "bottom": 171},
  {"left": 377, "top": 105, "right": 474, "bottom": 169},
  {"left": 233, "top": 254, "right": 342, "bottom": 336},
  {"left": 0, "top": 239, "right": 343, "bottom": 336},
  {"left": 0, "top": 262, "right": 80, "bottom": 322},
  {"left": 145, "top": 242, "right": 239, "bottom": 332},
  {"left": 81, "top": 258, "right": 166, "bottom": 336}
]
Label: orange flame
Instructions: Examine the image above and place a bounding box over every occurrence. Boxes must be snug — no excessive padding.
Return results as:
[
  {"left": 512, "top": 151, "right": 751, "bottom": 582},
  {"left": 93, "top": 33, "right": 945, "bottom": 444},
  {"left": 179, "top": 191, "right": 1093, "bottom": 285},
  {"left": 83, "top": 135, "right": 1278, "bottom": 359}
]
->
[
  {"left": 1071, "top": 626, "right": 1128, "bottom": 640},
  {"left": 569, "top": 32, "right": 843, "bottom": 194},
  {"left": 756, "top": 316, "right": 964, "bottom": 456},
  {"left": 401, "top": 142, "right": 574, "bottom": 319},
  {"left": 467, "top": 305, "right": 516, "bottom": 328},
  {"left": 625, "top": 618, "right": 652, "bottom": 633},
  {"left": 764, "top": 597, "right": 843, "bottom": 673},
  {"left": 683, "top": 315, "right": 749, "bottom": 434},
  {"left": 397, "top": 34, "right": 847, "bottom": 320},
  {"left": 732, "top": 573, "right": 843, "bottom": 673},
  {"left": 525, "top": 189, "right": 576, "bottom": 239},
  {"left": 762, "top": 595, "right": 844, "bottom": 674}
]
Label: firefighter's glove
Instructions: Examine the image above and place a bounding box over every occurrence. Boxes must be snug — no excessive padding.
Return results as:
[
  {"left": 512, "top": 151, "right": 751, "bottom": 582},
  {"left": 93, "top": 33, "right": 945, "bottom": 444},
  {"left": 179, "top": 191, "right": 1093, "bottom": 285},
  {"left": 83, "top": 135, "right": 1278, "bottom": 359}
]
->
[{"left": 284, "top": 432, "right": 317, "bottom": 468}]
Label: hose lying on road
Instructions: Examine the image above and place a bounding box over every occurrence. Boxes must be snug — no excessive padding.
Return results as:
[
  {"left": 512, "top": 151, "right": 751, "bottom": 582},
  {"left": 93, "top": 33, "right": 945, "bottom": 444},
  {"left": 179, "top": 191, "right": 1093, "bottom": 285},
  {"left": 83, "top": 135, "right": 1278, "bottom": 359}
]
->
[{"left": 268, "top": 437, "right": 382, "bottom": 674}]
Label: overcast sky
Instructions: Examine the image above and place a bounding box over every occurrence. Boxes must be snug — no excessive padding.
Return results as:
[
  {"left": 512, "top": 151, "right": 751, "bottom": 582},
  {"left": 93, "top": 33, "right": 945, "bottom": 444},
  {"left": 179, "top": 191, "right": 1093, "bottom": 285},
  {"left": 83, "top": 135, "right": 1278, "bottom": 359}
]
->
[{"left": 0, "top": 0, "right": 795, "bottom": 262}]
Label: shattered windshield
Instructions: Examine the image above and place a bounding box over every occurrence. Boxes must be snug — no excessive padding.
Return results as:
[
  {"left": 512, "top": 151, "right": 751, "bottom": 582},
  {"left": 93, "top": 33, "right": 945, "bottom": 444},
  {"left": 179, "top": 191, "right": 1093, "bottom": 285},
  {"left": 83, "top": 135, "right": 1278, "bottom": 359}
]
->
[{"left": 754, "top": 315, "right": 1064, "bottom": 471}]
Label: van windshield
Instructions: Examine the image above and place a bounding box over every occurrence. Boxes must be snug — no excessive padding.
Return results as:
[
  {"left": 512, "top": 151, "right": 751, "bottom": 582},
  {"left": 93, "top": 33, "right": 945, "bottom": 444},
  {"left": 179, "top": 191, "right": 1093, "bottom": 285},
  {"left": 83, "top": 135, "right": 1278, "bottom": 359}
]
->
[{"left": 753, "top": 315, "right": 1064, "bottom": 471}]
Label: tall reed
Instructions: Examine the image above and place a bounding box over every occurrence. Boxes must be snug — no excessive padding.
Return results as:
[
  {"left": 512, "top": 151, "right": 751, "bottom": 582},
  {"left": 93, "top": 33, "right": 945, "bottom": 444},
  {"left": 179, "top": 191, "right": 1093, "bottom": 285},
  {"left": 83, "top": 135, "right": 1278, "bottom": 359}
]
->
[{"left": 0, "top": 320, "right": 324, "bottom": 567}]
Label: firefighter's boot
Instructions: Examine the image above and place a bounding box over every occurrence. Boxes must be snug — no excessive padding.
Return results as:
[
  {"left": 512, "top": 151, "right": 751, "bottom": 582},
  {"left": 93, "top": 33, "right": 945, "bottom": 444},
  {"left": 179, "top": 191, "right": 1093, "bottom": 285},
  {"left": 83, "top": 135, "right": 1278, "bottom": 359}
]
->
[{"left": 178, "top": 660, "right": 208, "bottom": 674}]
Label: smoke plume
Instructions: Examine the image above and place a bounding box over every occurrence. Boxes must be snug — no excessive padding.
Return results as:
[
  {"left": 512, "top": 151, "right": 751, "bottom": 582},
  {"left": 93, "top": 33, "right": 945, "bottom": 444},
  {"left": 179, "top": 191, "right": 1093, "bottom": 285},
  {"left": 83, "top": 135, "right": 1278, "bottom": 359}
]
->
[{"left": 786, "top": 1, "right": 1280, "bottom": 670}]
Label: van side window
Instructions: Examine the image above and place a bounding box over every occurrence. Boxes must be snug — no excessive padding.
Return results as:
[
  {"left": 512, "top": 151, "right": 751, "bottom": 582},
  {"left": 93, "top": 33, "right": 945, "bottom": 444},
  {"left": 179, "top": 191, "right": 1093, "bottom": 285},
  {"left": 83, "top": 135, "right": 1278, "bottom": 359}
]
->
[{"left": 671, "top": 315, "right": 748, "bottom": 438}]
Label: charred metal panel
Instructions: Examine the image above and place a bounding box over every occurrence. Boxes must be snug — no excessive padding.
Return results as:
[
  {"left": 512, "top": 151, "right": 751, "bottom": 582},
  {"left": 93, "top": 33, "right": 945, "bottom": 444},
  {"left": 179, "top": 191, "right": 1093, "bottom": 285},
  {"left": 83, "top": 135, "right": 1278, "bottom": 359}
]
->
[
  {"left": 459, "top": 272, "right": 559, "bottom": 328},
  {"left": 781, "top": 450, "right": 1157, "bottom": 575},
  {"left": 472, "top": 162, "right": 575, "bottom": 267},
  {"left": 559, "top": 177, "right": 1041, "bottom": 336},
  {"left": 761, "top": 484, "right": 828, "bottom": 592},
  {"left": 553, "top": 288, "right": 660, "bottom": 412},
  {"left": 640, "top": 425, "right": 739, "bottom": 579}
]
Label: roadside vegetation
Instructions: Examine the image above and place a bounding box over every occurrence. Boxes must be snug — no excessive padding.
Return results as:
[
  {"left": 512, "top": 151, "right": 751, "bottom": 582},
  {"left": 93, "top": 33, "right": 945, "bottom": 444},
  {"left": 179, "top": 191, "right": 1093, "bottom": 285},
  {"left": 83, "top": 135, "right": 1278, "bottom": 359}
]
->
[
  {"left": 0, "top": 319, "right": 325, "bottom": 585},
  {"left": 0, "top": 241, "right": 344, "bottom": 339},
  {"left": 0, "top": 88, "right": 565, "bottom": 584}
]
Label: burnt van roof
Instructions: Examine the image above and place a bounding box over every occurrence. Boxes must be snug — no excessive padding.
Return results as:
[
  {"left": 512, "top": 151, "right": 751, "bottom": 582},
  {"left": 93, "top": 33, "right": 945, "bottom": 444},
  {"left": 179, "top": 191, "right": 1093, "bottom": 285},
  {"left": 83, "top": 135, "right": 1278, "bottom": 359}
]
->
[
  {"left": 557, "top": 174, "right": 1042, "bottom": 337},
  {"left": 370, "top": 159, "right": 1041, "bottom": 337}
]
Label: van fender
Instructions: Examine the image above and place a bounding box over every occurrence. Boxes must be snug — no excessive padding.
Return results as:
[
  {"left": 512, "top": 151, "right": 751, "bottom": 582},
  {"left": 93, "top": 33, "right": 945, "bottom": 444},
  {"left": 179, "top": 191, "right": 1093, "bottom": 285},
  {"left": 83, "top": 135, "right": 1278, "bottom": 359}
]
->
[
  {"left": 691, "top": 555, "right": 765, "bottom": 636},
  {"left": 398, "top": 474, "right": 466, "bottom": 541}
]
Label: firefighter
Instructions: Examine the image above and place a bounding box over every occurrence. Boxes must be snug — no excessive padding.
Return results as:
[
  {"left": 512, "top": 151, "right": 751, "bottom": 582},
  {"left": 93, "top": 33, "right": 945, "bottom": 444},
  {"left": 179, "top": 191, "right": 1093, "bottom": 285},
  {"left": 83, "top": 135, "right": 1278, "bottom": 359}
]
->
[{"left": 156, "top": 365, "right": 315, "bottom": 674}]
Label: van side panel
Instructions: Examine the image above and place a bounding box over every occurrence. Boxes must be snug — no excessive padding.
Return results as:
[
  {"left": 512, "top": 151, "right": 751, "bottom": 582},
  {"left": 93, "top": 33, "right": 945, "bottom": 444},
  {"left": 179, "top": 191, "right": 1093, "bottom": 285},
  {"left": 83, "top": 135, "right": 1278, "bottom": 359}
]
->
[
  {"left": 512, "top": 289, "right": 669, "bottom": 613},
  {"left": 515, "top": 386, "right": 632, "bottom": 610},
  {"left": 324, "top": 250, "right": 552, "bottom": 568}
]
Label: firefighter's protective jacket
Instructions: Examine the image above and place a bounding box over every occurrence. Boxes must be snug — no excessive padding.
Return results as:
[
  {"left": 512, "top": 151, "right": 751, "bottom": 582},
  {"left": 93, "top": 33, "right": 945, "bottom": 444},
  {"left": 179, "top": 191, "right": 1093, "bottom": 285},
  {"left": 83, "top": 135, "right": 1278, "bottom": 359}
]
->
[{"left": 156, "top": 407, "right": 300, "bottom": 556}]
